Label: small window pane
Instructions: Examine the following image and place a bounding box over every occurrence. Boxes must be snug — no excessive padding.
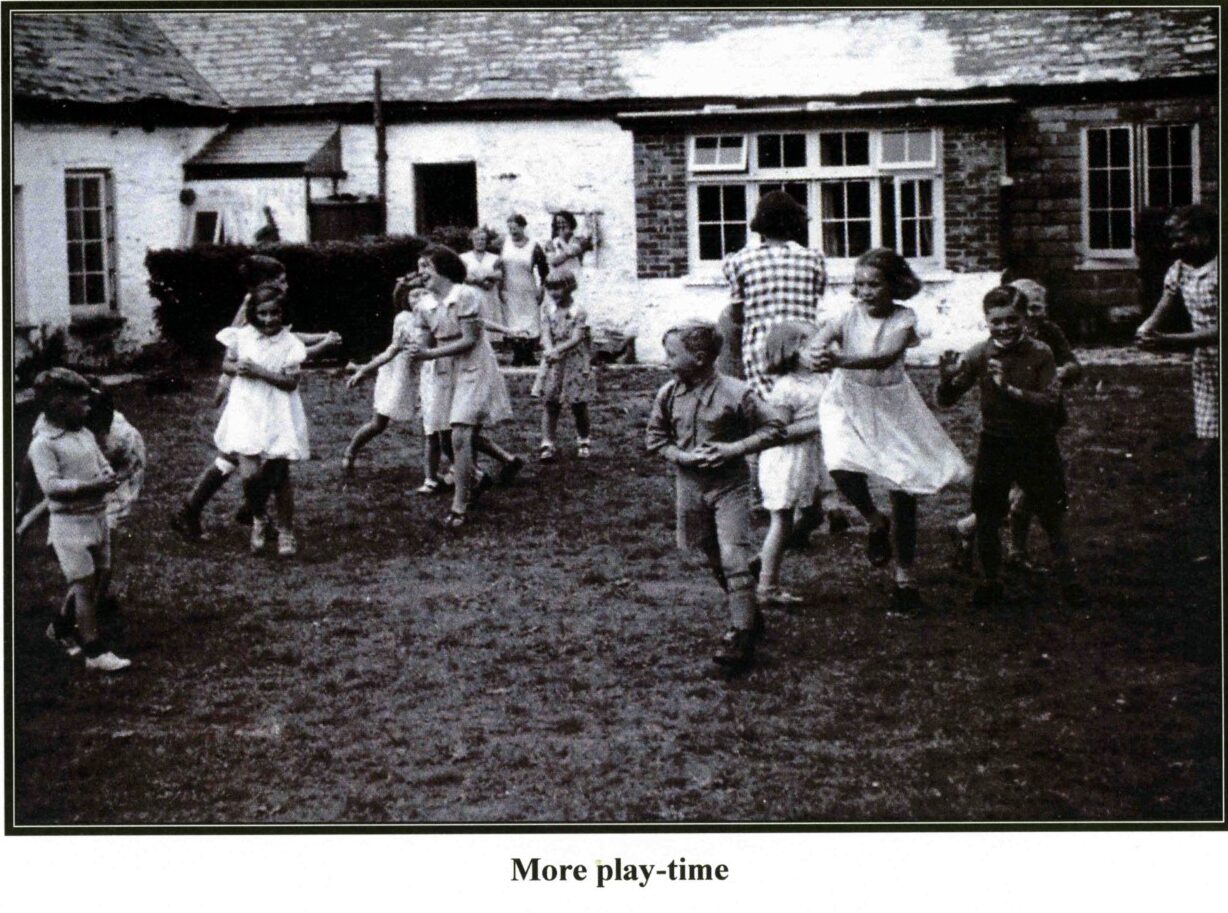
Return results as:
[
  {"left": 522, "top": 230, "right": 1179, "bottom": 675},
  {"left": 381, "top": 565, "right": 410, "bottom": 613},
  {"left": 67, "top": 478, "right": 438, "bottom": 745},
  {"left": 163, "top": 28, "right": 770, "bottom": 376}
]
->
[
  {"left": 1089, "top": 211, "right": 1110, "bottom": 249},
  {"left": 822, "top": 183, "right": 846, "bottom": 218},
  {"left": 822, "top": 223, "right": 848, "bottom": 258},
  {"left": 819, "top": 133, "right": 844, "bottom": 166},
  {"left": 1109, "top": 171, "right": 1131, "bottom": 206},
  {"left": 783, "top": 134, "right": 807, "bottom": 167},
  {"left": 881, "top": 132, "right": 907, "bottom": 163},
  {"left": 698, "top": 225, "right": 723, "bottom": 260},
  {"left": 900, "top": 182, "right": 916, "bottom": 218},
  {"left": 193, "top": 212, "right": 219, "bottom": 245},
  {"left": 69, "top": 274, "right": 85, "bottom": 305},
  {"left": 68, "top": 243, "right": 84, "bottom": 273},
  {"left": 697, "top": 186, "right": 721, "bottom": 221},
  {"left": 918, "top": 180, "right": 933, "bottom": 216},
  {"left": 1110, "top": 211, "right": 1132, "bottom": 248},
  {"left": 717, "top": 136, "right": 744, "bottom": 166},
  {"left": 880, "top": 179, "right": 896, "bottom": 250},
  {"left": 1088, "top": 130, "right": 1108, "bottom": 168},
  {"left": 86, "top": 273, "right": 106, "bottom": 305},
  {"left": 82, "top": 178, "right": 100, "bottom": 208},
  {"left": 66, "top": 210, "right": 82, "bottom": 241},
  {"left": 758, "top": 135, "right": 782, "bottom": 169},
  {"left": 908, "top": 130, "right": 933, "bottom": 162},
  {"left": 845, "top": 132, "right": 869, "bottom": 165},
  {"left": 1171, "top": 170, "right": 1193, "bottom": 206},
  {"left": 723, "top": 224, "right": 747, "bottom": 253},
  {"left": 847, "top": 180, "right": 870, "bottom": 217},
  {"left": 694, "top": 137, "right": 718, "bottom": 166},
  {"left": 83, "top": 210, "right": 102, "bottom": 239},
  {"left": 848, "top": 222, "right": 872, "bottom": 256},
  {"left": 1109, "top": 129, "right": 1130, "bottom": 166},
  {"left": 1170, "top": 127, "right": 1193, "bottom": 166},
  {"left": 1147, "top": 127, "right": 1169, "bottom": 167},
  {"left": 1088, "top": 172, "right": 1109, "bottom": 209},
  {"left": 85, "top": 242, "right": 104, "bottom": 272},
  {"left": 723, "top": 185, "right": 746, "bottom": 221},
  {"left": 65, "top": 178, "right": 80, "bottom": 208}
]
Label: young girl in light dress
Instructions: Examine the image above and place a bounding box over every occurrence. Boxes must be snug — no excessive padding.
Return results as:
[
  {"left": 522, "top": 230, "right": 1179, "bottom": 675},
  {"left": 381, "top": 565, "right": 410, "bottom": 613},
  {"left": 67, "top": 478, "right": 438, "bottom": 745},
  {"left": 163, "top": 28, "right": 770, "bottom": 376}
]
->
[
  {"left": 809, "top": 248, "right": 969, "bottom": 613},
  {"left": 410, "top": 244, "right": 514, "bottom": 527},
  {"left": 755, "top": 320, "right": 835, "bottom": 605},
  {"left": 214, "top": 282, "right": 311, "bottom": 556},
  {"left": 532, "top": 272, "right": 596, "bottom": 461},
  {"left": 342, "top": 276, "right": 423, "bottom": 474}
]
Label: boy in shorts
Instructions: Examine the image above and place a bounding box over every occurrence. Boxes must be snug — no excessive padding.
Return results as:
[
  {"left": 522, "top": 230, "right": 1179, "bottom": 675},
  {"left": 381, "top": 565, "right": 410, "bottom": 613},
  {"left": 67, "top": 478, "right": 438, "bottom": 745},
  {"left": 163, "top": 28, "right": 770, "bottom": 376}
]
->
[
  {"left": 647, "top": 320, "right": 786, "bottom": 671},
  {"left": 27, "top": 368, "right": 131, "bottom": 671}
]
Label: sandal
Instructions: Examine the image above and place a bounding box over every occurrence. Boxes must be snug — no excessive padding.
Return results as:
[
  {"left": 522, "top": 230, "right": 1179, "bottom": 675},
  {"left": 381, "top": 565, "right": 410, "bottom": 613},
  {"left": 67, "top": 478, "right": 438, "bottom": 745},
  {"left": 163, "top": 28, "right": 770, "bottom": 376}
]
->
[
  {"left": 576, "top": 439, "right": 592, "bottom": 459},
  {"left": 866, "top": 516, "right": 893, "bottom": 567},
  {"left": 499, "top": 456, "right": 525, "bottom": 486},
  {"left": 757, "top": 587, "right": 805, "bottom": 606},
  {"left": 437, "top": 510, "right": 467, "bottom": 530},
  {"left": 415, "top": 478, "right": 442, "bottom": 495},
  {"left": 539, "top": 442, "right": 556, "bottom": 463},
  {"left": 340, "top": 453, "right": 355, "bottom": 476}
]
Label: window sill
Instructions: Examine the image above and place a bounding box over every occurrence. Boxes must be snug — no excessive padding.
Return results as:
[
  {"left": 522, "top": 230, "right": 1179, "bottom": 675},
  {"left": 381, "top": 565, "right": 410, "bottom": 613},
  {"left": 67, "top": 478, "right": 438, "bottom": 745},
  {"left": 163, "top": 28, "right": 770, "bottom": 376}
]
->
[
  {"left": 1074, "top": 255, "right": 1139, "bottom": 271},
  {"left": 681, "top": 263, "right": 959, "bottom": 287}
]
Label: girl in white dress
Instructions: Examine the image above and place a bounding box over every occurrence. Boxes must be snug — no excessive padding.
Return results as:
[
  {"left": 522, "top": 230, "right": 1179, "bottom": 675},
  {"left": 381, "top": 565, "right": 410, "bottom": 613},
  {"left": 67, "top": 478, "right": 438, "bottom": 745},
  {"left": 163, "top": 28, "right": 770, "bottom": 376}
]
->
[
  {"left": 755, "top": 320, "right": 835, "bottom": 605},
  {"left": 214, "top": 283, "right": 311, "bottom": 557},
  {"left": 342, "top": 277, "right": 423, "bottom": 474},
  {"left": 809, "top": 248, "right": 969, "bottom": 613}
]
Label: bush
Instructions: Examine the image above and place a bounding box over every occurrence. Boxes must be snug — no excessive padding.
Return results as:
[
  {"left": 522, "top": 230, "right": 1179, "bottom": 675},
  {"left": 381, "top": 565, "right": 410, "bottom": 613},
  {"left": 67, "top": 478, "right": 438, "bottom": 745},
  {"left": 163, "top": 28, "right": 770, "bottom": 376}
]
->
[{"left": 146, "top": 236, "right": 430, "bottom": 361}]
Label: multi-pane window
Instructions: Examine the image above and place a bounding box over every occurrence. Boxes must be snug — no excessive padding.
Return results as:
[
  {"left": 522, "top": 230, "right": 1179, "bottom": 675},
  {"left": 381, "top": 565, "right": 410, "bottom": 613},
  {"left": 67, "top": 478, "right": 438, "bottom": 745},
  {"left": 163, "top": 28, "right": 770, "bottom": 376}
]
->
[
  {"left": 64, "top": 170, "right": 117, "bottom": 310},
  {"left": 1085, "top": 127, "right": 1134, "bottom": 252},
  {"left": 1144, "top": 125, "right": 1196, "bottom": 209},
  {"left": 688, "top": 129, "right": 941, "bottom": 266}
]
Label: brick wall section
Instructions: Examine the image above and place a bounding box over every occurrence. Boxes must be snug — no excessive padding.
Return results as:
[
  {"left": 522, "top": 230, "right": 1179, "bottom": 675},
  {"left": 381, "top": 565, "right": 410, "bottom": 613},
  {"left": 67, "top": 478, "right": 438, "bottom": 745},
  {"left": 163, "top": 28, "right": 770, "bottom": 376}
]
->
[
  {"left": 1003, "top": 95, "right": 1217, "bottom": 338},
  {"left": 633, "top": 131, "right": 689, "bottom": 279},
  {"left": 943, "top": 123, "right": 1005, "bottom": 273}
]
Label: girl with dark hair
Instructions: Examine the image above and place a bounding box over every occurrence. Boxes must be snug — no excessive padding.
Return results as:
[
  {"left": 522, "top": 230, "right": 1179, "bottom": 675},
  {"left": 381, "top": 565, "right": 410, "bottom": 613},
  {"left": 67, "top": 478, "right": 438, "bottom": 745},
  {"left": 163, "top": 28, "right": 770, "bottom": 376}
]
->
[
  {"left": 411, "top": 245, "right": 514, "bottom": 527},
  {"left": 806, "top": 248, "right": 968, "bottom": 612}
]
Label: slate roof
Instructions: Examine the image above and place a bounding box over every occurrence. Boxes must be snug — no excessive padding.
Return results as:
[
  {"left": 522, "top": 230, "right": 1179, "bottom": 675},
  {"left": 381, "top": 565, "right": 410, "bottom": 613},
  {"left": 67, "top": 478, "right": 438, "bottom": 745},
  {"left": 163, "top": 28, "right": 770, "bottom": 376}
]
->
[
  {"left": 186, "top": 123, "right": 344, "bottom": 176},
  {"left": 149, "top": 8, "right": 1218, "bottom": 109},
  {"left": 11, "top": 12, "right": 225, "bottom": 108}
]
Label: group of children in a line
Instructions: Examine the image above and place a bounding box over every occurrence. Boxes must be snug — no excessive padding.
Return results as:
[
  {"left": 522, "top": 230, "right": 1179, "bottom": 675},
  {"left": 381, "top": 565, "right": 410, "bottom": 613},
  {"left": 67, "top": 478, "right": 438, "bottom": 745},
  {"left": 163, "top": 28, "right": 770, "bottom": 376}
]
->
[{"left": 18, "top": 206, "right": 1215, "bottom": 674}]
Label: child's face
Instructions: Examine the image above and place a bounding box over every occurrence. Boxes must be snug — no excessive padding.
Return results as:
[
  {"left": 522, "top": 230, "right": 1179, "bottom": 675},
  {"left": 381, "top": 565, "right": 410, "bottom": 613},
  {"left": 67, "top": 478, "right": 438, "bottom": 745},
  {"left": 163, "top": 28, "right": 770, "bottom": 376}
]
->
[
  {"left": 553, "top": 214, "right": 572, "bottom": 238},
  {"left": 1168, "top": 220, "right": 1215, "bottom": 264},
  {"left": 507, "top": 219, "right": 526, "bottom": 241},
  {"left": 546, "top": 284, "right": 572, "bottom": 307},
  {"left": 418, "top": 257, "right": 446, "bottom": 293},
  {"left": 664, "top": 334, "right": 709, "bottom": 383},
  {"left": 253, "top": 298, "right": 285, "bottom": 335},
  {"left": 986, "top": 304, "right": 1025, "bottom": 349},
  {"left": 471, "top": 231, "right": 488, "bottom": 253},
  {"left": 853, "top": 265, "right": 893, "bottom": 313},
  {"left": 50, "top": 390, "right": 91, "bottom": 430}
]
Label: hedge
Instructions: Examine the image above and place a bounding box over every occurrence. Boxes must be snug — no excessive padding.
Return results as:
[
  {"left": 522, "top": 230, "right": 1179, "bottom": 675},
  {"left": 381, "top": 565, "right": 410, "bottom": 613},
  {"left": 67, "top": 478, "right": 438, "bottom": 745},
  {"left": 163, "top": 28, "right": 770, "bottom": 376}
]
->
[{"left": 146, "top": 236, "right": 432, "bottom": 361}]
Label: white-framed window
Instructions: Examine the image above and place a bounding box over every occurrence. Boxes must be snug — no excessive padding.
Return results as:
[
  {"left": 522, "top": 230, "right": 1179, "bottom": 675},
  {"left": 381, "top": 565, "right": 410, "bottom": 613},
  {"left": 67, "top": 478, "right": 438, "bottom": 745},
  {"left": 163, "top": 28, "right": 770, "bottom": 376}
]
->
[
  {"left": 1080, "top": 123, "right": 1200, "bottom": 258},
  {"left": 192, "top": 210, "right": 230, "bottom": 245},
  {"left": 689, "top": 135, "right": 748, "bottom": 172},
  {"left": 1143, "top": 124, "right": 1198, "bottom": 210},
  {"left": 64, "top": 170, "right": 117, "bottom": 313},
  {"left": 687, "top": 128, "right": 943, "bottom": 269}
]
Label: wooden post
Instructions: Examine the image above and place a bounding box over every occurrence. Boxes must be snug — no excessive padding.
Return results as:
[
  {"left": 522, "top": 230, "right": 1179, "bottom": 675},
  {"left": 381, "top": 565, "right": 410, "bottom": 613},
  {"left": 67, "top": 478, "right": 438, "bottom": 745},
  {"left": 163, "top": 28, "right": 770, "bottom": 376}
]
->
[{"left": 375, "top": 68, "right": 388, "bottom": 206}]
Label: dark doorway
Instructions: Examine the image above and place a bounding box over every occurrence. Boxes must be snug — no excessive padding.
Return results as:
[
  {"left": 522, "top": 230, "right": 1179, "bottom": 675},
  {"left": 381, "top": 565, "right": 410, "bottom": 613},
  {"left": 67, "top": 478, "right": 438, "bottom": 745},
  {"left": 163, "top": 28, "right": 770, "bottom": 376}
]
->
[{"left": 415, "top": 162, "right": 478, "bottom": 235}]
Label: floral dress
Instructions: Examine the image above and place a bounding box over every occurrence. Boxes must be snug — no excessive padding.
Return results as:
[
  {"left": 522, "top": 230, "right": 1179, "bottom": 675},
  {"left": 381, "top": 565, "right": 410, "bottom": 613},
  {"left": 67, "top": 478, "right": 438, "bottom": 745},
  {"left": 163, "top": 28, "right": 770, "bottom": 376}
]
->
[{"left": 535, "top": 301, "right": 596, "bottom": 404}]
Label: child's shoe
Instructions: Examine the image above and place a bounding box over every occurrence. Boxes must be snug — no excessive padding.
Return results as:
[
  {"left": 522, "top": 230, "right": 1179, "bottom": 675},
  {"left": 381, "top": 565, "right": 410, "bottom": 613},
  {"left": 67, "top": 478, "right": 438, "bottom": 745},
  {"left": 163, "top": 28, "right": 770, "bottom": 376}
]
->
[
  {"left": 949, "top": 522, "right": 975, "bottom": 574},
  {"left": 971, "top": 580, "right": 1005, "bottom": 611},
  {"left": 576, "top": 438, "right": 592, "bottom": 459},
  {"left": 171, "top": 506, "right": 204, "bottom": 541},
  {"left": 250, "top": 515, "right": 270, "bottom": 553},
  {"left": 1004, "top": 548, "right": 1035, "bottom": 572},
  {"left": 712, "top": 628, "right": 756, "bottom": 670},
  {"left": 45, "top": 619, "right": 82, "bottom": 658},
  {"left": 826, "top": 508, "right": 851, "bottom": 535},
  {"left": 277, "top": 529, "right": 298, "bottom": 558},
  {"left": 890, "top": 585, "right": 924, "bottom": 615},
  {"left": 85, "top": 650, "right": 131, "bottom": 672},
  {"left": 866, "top": 516, "right": 893, "bottom": 567},
  {"left": 756, "top": 586, "right": 804, "bottom": 607},
  {"left": 234, "top": 503, "right": 254, "bottom": 526},
  {"left": 498, "top": 456, "right": 525, "bottom": 486},
  {"left": 539, "top": 442, "right": 556, "bottom": 463},
  {"left": 415, "top": 477, "right": 444, "bottom": 495}
]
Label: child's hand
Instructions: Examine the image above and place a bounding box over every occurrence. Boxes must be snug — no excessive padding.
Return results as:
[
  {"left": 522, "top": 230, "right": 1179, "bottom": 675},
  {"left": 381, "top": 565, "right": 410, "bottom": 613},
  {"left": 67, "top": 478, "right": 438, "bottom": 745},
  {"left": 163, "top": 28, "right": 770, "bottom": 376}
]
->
[
  {"left": 346, "top": 366, "right": 367, "bottom": 388},
  {"left": 987, "top": 357, "right": 1006, "bottom": 387},
  {"left": 324, "top": 331, "right": 343, "bottom": 349},
  {"left": 98, "top": 467, "right": 121, "bottom": 493},
  {"left": 673, "top": 449, "right": 704, "bottom": 468},
  {"left": 235, "top": 357, "right": 260, "bottom": 378},
  {"left": 938, "top": 349, "right": 963, "bottom": 381},
  {"left": 695, "top": 442, "right": 737, "bottom": 468},
  {"left": 1136, "top": 330, "right": 1166, "bottom": 351},
  {"left": 813, "top": 349, "right": 838, "bottom": 373}
]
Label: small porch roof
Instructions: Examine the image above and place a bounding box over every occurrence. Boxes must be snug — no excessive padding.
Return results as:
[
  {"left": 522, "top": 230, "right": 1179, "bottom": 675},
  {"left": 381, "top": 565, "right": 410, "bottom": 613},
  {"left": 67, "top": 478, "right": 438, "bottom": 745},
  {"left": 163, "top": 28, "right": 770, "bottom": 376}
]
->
[{"left": 184, "top": 123, "right": 344, "bottom": 180}]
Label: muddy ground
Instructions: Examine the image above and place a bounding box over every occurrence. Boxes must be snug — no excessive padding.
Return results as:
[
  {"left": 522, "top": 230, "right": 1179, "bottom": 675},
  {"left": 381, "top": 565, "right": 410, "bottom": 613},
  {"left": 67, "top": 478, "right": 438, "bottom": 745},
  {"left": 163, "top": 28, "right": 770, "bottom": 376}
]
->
[{"left": 9, "top": 363, "right": 1221, "bottom": 824}]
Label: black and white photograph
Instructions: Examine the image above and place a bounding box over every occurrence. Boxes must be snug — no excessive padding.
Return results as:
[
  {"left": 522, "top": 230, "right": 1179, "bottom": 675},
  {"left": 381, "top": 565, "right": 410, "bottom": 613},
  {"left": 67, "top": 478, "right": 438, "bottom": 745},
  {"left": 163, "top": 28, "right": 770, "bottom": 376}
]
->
[{"left": 3, "top": 1, "right": 1224, "bottom": 905}]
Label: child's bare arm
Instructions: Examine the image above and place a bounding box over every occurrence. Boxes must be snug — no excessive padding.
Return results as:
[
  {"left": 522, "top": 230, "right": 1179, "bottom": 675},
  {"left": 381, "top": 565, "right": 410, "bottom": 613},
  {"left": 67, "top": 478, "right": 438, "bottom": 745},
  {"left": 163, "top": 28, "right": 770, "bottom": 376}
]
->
[
  {"left": 1136, "top": 284, "right": 1183, "bottom": 339},
  {"left": 235, "top": 359, "right": 300, "bottom": 392},
  {"left": 827, "top": 319, "right": 915, "bottom": 370}
]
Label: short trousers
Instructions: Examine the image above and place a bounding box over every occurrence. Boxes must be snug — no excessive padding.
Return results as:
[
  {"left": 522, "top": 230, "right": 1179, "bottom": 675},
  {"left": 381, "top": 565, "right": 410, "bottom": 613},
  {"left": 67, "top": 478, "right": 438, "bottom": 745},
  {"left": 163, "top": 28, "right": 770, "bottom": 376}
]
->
[
  {"left": 675, "top": 470, "right": 756, "bottom": 576},
  {"left": 971, "top": 433, "right": 1067, "bottom": 527},
  {"left": 48, "top": 512, "right": 111, "bottom": 582}
]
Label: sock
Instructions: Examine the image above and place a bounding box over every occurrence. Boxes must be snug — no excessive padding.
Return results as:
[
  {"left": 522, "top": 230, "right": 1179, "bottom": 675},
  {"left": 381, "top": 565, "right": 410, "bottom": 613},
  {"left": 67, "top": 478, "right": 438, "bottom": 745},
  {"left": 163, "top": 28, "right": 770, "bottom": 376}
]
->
[
  {"left": 894, "top": 564, "right": 915, "bottom": 587},
  {"left": 956, "top": 514, "right": 976, "bottom": 538},
  {"left": 726, "top": 572, "right": 756, "bottom": 629}
]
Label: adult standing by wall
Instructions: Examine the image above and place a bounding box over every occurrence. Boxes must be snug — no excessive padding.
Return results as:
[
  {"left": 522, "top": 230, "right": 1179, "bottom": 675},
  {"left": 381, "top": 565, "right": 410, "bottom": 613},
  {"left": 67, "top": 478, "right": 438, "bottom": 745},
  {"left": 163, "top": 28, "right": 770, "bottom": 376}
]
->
[
  {"left": 721, "top": 191, "right": 827, "bottom": 398},
  {"left": 460, "top": 226, "right": 509, "bottom": 344},
  {"left": 502, "top": 213, "right": 550, "bottom": 366},
  {"left": 546, "top": 210, "right": 592, "bottom": 285}
]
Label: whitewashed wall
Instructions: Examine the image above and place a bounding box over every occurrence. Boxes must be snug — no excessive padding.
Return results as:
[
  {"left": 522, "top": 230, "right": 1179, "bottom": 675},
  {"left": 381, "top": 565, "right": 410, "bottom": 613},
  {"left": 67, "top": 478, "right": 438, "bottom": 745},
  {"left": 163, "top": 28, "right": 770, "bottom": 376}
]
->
[
  {"left": 181, "top": 177, "right": 318, "bottom": 245},
  {"left": 13, "top": 122, "right": 217, "bottom": 348}
]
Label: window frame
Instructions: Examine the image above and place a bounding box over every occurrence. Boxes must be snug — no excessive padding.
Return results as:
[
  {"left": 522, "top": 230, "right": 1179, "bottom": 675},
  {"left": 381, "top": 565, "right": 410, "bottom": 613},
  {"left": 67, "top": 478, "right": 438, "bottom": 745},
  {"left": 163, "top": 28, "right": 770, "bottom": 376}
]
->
[
  {"left": 64, "top": 169, "right": 118, "bottom": 316},
  {"left": 688, "top": 134, "right": 749, "bottom": 173},
  {"left": 686, "top": 127, "right": 944, "bottom": 275},
  {"left": 1142, "top": 123, "right": 1200, "bottom": 211}
]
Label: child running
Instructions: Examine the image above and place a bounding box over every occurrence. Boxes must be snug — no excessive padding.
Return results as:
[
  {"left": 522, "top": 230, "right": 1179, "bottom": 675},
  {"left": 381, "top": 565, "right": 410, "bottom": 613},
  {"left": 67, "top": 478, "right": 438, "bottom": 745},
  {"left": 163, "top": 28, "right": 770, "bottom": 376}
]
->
[
  {"left": 647, "top": 320, "right": 786, "bottom": 671},
  {"left": 27, "top": 369, "right": 130, "bottom": 671},
  {"left": 342, "top": 274, "right": 422, "bottom": 474},
  {"left": 937, "top": 285, "right": 1083, "bottom": 609},
  {"left": 533, "top": 272, "right": 596, "bottom": 461},
  {"left": 807, "top": 248, "right": 969, "bottom": 613},
  {"left": 214, "top": 281, "right": 311, "bottom": 556},
  {"left": 753, "top": 320, "right": 836, "bottom": 606}
]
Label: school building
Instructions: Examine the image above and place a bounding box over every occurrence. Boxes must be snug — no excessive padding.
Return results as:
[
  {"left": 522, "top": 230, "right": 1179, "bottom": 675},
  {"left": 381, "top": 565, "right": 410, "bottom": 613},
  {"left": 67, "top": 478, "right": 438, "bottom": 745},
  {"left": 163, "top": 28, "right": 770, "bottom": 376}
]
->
[{"left": 10, "top": 8, "right": 1218, "bottom": 365}]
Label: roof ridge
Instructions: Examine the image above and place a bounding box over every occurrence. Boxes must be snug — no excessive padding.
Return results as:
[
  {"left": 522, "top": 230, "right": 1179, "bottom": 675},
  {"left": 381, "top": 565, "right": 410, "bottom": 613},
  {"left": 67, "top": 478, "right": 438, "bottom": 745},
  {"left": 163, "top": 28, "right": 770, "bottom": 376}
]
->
[{"left": 142, "top": 11, "right": 229, "bottom": 109}]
